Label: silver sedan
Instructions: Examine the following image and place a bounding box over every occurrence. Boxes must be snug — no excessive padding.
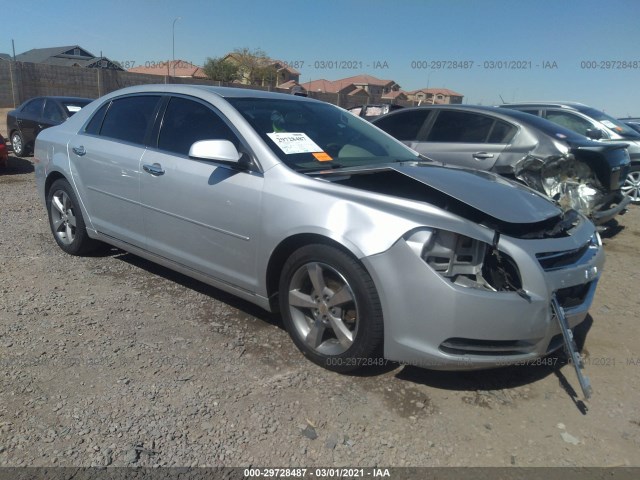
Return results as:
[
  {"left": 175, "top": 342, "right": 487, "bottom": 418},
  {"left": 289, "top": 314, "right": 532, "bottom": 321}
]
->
[{"left": 34, "top": 85, "right": 604, "bottom": 372}]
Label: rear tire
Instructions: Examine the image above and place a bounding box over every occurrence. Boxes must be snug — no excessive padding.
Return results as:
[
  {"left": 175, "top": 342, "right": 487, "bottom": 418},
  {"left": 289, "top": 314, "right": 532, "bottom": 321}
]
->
[
  {"left": 279, "top": 244, "right": 384, "bottom": 372},
  {"left": 47, "top": 179, "right": 102, "bottom": 255},
  {"left": 621, "top": 164, "right": 640, "bottom": 204},
  {"left": 11, "top": 131, "right": 26, "bottom": 157}
]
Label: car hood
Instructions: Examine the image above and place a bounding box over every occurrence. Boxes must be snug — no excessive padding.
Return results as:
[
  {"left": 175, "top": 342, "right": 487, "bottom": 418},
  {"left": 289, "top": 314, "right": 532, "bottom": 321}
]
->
[
  {"left": 316, "top": 162, "right": 561, "bottom": 225},
  {"left": 393, "top": 163, "right": 560, "bottom": 223}
]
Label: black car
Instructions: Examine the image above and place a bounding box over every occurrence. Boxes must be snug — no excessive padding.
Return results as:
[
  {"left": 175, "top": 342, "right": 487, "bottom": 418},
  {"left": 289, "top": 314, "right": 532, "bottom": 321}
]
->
[
  {"left": 372, "top": 105, "right": 631, "bottom": 225},
  {"left": 7, "top": 96, "right": 92, "bottom": 157}
]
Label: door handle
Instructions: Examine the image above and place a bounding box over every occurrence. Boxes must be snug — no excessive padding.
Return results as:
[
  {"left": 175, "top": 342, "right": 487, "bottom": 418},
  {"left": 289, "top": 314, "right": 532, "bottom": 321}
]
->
[
  {"left": 72, "top": 145, "right": 86, "bottom": 156},
  {"left": 143, "top": 163, "right": 165, "bottom": 176},
  {"left": 472, "top": 152, "right": 494, "bottom": 159}
]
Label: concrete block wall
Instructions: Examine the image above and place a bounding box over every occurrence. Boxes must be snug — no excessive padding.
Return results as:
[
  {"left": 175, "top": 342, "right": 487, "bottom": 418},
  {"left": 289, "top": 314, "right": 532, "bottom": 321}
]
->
[{"left": 0, "top": 62, "right": 415, "bottom": 111}]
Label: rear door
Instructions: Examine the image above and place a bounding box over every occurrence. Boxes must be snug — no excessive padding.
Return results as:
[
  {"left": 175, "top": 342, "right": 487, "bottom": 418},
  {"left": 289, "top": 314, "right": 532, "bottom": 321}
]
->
[
  {"left": 414, "top": 110, "right": 513, "bottom": 170},
  {"left": 71, "top": 94, "right": 162, "bottom": 247}
]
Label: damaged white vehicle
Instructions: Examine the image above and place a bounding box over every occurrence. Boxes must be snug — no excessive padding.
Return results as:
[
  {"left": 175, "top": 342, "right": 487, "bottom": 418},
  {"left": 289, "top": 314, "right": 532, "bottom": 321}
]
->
[
  {"left": 35, "top": 86, "right": 604, "bottom": 374},
  {"left": 373, "top": 105, "right": 631, "bottom": 225}
]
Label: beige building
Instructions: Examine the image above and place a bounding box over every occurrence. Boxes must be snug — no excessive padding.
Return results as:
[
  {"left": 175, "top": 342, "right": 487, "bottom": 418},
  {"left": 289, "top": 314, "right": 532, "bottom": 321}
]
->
[
  {"left": 404, "top": 88, "right": 464, "bottom": 104},
  {"left": 302, "top": 75, "right": 400, "bottom": 97}
]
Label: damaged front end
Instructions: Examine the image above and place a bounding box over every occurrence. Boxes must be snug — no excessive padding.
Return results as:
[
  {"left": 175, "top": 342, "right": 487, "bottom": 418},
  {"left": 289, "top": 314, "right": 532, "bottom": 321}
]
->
[
  {"left": 404, "top": 228, "right": 530, "bottom": 301},
  {"left": 515, "top": 154, "right": 603, "bottom": 217},
  {"left": 514, "top": 146, "right": 631, "bottom": 225}
]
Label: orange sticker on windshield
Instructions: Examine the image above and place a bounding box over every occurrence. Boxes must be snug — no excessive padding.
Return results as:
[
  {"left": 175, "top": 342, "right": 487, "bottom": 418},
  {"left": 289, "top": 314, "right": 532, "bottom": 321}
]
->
[{"left": 313, "top": 152, "right": 333, "bottom": 162}]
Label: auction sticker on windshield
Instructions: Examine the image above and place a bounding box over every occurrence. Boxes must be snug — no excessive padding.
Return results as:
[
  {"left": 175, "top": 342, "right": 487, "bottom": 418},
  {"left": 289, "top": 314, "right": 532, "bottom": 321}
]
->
[{"left": 267, "top": 132, "right": 322, "bottom": 154}]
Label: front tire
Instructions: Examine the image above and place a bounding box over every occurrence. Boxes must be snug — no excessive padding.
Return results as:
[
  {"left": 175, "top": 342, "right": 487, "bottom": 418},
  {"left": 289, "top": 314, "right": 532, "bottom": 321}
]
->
[
  {"left": 47, "top": 179, "right": 101, "bottom": 255},
  {"left": 11, "top": 131, "right": 26, "bottom": 157},
  {"left": 621, "top": 164, "right": 640, "bottom": 204},
  {"left": 279, "top": 244, "right": 384, "bottom": 372}
]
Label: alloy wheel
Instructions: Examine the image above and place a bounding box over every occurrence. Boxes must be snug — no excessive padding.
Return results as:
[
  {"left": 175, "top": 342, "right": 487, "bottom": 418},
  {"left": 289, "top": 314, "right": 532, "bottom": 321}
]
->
[
  {"left": 621, "top": 170, "right": 640, "bottom": 204},
  {"left": 287, "top": 262, "right": 359, "bottom": 356},
  {"left": 49, "top": 189, "right": 77, "bottom": 245}
]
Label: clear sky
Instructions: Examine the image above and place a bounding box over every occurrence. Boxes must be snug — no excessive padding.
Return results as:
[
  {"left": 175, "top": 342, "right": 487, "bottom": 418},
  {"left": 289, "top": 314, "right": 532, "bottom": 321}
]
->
[{"left": 7, "top": 0, "right": 640, "bottom": 116}]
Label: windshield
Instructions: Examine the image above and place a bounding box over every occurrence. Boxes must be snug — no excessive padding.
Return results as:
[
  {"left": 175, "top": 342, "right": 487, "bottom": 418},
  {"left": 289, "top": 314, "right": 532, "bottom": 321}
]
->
[
  {"left": 227, "top": 97, "right": 418, "bottom": 171},
  {"left": 579, "top": 106, "right": 640, "bottom": 138}
]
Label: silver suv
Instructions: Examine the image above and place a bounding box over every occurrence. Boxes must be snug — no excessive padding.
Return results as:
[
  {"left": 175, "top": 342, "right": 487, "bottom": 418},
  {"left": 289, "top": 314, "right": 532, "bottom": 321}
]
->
[{"left": 500, "top": 102, "right": 640, "bottom": 203}]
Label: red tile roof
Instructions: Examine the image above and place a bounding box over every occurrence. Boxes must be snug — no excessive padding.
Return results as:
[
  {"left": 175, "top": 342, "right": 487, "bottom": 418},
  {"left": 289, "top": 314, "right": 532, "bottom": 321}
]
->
[
  {"left": 381, "top": 90, "right": 406, "bottom": 100},
  {"left": 338, "top": 74, "right": 397, "bottom": 87},
  {"left": 128, "top": 60, "right": 207, "bottom": 78},
  {"left": 348, "top": 87, "right": 369, "bottom": 96},
  {"left": 302, "top": 79, "right": 344, "bottom": 93},
  {"left": 302, "top": 74, "right": 400, "bottom": 94},
  {"left": 407, "top": 87, "right": 463, "bottom": 97},
  {"left": 278, "top": 80, "right": 302, "bottom": 89}
]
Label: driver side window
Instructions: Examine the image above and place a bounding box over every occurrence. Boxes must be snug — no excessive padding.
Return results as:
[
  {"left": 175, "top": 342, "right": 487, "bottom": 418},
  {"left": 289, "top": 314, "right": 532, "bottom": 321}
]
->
[{"left": 158, "top": 97, "right": 239, "bottom": 156}]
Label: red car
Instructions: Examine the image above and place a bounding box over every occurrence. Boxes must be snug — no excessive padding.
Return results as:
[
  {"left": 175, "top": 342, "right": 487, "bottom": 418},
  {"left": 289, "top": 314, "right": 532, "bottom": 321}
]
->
[{"left": 0, "top": 133, "right": 8, "bottom": 167}]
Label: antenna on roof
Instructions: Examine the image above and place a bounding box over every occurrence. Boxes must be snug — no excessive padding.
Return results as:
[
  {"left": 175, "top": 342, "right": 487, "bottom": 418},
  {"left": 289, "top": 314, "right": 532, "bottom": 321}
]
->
[{"left": 499, "top": 94, "right": 506, "bottom": 104}]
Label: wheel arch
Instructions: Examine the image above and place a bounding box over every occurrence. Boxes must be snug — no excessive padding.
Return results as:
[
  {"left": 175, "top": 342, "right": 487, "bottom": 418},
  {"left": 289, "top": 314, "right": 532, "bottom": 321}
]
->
[
  {"left": 44, "top": 171, "right": 70, "bottom": 200},
  {"left": 265, "top": 233, "right": 366, "bottom": 312}
]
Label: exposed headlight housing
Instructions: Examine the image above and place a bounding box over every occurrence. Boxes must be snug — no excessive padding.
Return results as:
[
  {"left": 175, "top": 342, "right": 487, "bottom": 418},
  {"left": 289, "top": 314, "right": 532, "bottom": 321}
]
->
[
  {"left": 514, "top": 154, "right": 604, "bottom": 216},
  {"left": 404, "top": 229, "right": 522, "bottom": 292}
]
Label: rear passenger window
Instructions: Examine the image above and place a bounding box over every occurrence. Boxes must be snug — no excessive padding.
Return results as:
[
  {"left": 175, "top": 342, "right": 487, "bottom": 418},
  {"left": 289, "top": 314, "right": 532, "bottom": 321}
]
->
[
  {"left": 43, "top": 100, "right": 64, "bottom": 123},
  {"left": 99, "top": 96, "right": 160, "bottom": 145},
  {"left": 488, "top": 120, "right": 516, "bottom": 143},
  {"left": 84, "top": 102, "right": 109, "bottom": 135},
  {"left": 157, "top": 97, "right": 239, "bottom": 156},
  {"left": 374, "top": 110, "right": 431, "bottom": 141},
  {"left": 427, "top": 111, "right": 494, "bottom": 143}
]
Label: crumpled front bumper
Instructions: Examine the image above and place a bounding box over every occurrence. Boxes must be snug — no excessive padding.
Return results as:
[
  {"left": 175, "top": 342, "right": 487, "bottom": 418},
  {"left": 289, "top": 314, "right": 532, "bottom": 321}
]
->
[
  {"left": 362, "top": 217, "right": 604, "bottom": 370},
  {"left": 591, "top": 191, "right": 631, "bottom": 225}
]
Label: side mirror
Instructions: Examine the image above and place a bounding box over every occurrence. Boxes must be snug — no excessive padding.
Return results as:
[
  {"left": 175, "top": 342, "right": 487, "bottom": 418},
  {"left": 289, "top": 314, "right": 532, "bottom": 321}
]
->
[
  {"left": 585, "top": 128, "right": 603, "bottom": 140},
  {"left": 189, "top": 140, "right": 241, "bottom": 163}
]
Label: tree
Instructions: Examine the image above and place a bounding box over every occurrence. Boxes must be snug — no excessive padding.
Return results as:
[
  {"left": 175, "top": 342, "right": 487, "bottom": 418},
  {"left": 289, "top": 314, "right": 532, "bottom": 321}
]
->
[
  {"left": 230, "top": 47, "right": 278, "bottom": 86},
  {"left": 202, "top": 57, "right": 240, "bottom": 83},
  {"left": 254, "top": 63, "right": 279, "bottom": 87}
]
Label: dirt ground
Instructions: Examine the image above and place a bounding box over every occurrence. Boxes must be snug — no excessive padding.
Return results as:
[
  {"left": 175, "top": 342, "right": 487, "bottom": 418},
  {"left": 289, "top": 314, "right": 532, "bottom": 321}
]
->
[{"left": 0, "top": 155, "right": 639, "bottom": 468}]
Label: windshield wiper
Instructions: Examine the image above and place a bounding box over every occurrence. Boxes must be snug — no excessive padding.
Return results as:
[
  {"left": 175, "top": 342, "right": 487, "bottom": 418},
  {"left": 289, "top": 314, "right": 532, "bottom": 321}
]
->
[{"left": 297, "top": 163, "right": 345, "bottom": 173}]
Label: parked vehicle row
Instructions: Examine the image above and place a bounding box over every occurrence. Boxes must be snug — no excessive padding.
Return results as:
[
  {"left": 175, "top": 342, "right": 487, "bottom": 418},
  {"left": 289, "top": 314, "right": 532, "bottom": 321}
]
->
[
  {"left": 34, "top": 85, "right": 604, "bottom": 374},
  {"left": 372, "top": 105, "right": 631, "bottom": 224}
]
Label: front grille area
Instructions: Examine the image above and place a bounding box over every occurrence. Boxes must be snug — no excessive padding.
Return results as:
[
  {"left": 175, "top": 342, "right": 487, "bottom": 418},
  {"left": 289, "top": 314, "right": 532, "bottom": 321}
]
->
[
  {"left": 439, "top": 338, "right": 536, "bottom": 356},
  {"left": 555, "top": 282, "right": 593, "bottom": 309},
  {"left": 536, "top": 242, "right": 591, "bottom": 271}
]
